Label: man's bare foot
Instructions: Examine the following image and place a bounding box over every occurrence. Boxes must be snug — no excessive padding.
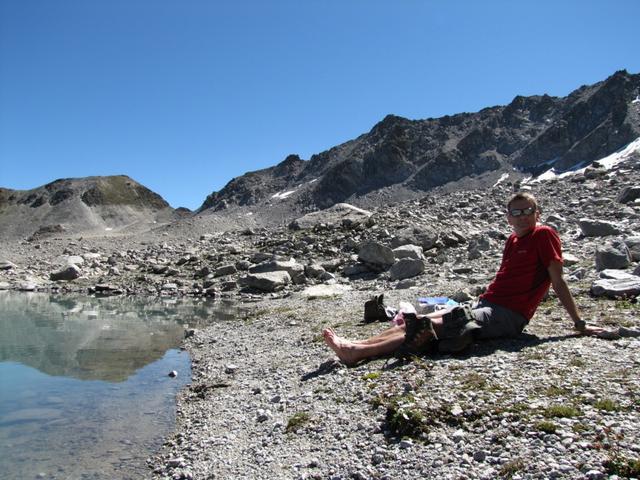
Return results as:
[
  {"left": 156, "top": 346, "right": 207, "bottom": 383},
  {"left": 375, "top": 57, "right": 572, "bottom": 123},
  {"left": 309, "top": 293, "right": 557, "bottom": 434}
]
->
[{"left": 323, "top": 328, "right": 359, "bottom": 366}]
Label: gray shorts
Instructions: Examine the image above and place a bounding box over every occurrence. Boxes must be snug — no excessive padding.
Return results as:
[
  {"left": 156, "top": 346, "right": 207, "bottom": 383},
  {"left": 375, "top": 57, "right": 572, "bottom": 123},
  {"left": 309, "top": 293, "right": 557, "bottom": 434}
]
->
[{"left": 471, "top": 299, "right": 528, "bottom": 339}]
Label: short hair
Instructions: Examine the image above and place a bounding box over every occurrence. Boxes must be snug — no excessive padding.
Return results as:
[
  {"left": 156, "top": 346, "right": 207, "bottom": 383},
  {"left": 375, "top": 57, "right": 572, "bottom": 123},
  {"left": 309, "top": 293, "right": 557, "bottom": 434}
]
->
[{"left": 507, "top": 192, "right": 540, "bottom": 212}]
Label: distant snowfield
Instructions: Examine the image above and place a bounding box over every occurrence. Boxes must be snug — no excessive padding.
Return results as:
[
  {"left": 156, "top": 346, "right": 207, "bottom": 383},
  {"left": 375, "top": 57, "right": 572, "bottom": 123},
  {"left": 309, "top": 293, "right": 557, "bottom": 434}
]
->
[
  {"left": 524, "top": 136, "right": 640, "bottom": 184},
  {"left": 493, "top": 173, "right": 510, "bottom": 187},
  {"left": 271, "top": 178, "right": 319, "bottom": 201},
  {"left": 271, "top": 189, "right": 297, "bottom": 200}
]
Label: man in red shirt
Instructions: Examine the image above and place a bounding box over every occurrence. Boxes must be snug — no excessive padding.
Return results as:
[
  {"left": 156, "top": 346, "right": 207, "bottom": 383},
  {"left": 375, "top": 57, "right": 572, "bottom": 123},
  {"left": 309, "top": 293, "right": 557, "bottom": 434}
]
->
[{"left": 324, "top": 192, "right": 607, "bottom": 366}]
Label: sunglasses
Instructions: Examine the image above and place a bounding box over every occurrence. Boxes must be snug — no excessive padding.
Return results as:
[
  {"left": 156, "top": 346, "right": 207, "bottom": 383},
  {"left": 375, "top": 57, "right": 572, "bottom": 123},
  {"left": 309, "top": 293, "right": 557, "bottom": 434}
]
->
[{"left": 508, "top": 207, "right": 536, "bottom": 217}]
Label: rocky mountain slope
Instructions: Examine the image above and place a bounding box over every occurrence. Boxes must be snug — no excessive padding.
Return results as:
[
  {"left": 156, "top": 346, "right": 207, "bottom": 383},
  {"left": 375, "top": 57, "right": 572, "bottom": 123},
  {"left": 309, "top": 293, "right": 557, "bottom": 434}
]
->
[
  {"left": 199, "top": 69, "right": 640, "bottom": 214},
  {"left": 0, "top": 175, "right": 176, "bottom": 240}
]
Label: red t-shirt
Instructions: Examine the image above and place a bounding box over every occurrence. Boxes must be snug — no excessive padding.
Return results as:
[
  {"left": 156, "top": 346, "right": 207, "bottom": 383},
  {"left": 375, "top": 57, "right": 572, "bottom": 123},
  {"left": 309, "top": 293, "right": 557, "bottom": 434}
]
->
[{"left": 480, "top": 225, "right": 563, "bottom": 320}]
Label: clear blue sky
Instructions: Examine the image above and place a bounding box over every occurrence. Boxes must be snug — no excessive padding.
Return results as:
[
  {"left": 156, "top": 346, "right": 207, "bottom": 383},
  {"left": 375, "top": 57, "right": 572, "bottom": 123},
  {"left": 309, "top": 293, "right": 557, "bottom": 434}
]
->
[{"left": 1, "top": 1, "right": 639, "bottom": 210}]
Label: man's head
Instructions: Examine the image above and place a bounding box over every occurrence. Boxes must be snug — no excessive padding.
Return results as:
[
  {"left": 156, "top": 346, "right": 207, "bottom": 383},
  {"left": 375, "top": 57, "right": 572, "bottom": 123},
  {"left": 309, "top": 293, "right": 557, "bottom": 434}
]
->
[{"left": 506, "top": 192, "right": 540, "bottom": 237}]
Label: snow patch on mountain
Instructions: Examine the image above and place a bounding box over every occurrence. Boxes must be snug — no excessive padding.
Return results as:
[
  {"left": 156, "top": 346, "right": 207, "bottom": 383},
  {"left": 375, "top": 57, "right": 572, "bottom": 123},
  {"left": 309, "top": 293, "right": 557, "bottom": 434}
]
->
[{"left": 528, "top": 137, "right": 640, "bottom": 184}]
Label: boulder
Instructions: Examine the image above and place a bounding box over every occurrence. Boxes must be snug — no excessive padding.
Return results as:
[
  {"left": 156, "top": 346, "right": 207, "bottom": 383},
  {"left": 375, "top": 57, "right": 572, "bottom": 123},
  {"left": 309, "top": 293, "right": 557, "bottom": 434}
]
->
[
  {"left": 65, "top": 255, "right": 85, "bottom": 266},
  {"left": 390, "top": 226, "right": 438, "bottom": 251},
  {"left": 467, "top": 236, "right": 493, "bottom": 260},
  {"left": 578, "top": 218, "right": 623, "bottom": 237},
  {"left": 301, "top": 284, "right": 352, "bottom": 299},
  {"left": 357, "top": 241, "right": 395, "bottom": 272},
  {"left": 235, "top": 260, "right": 251, "bottom": 271},
  {"left": 18, "top": 282, "right": 38, "bottom": 291},
  {"left": 214, "top": 264, "right": 237, "bottom": 277},
  {"left": 563, "top": 253, "right": 580, "bottom": 266},
  {"left": 249, "top": 252, "right": 272, "bottom": 264},
  {"left": 546, "top": 214, "right": 566, "bottom": 227},
  {"left": 304, "top": 263, "right": 327, "bottom": 279},
  {"left": 304, "top": 264, "right": 334, "bottom": 281},
  {"left": 289, "top": 203, "right": 372, "bottom": 230},
  {"left": 93, "top": 284, "right": 124, "bottom": 295},
  {"left": 616, "top": 186, "right": 640, "bottom": 204},
  {"left": 389, "top": 258, "right": 425, "bottom": 281},
  {"left": 239, "top": 271, "right": 291, "bottom": 292},
  {"left": 624, "top": 236, "right": 640, "bottom": 261},
  {"left": 599, "top": 269, "right": 637, "bottom": 280},
  {"left": 343, "top": 263, "right": 373, "bottom": 277},
  {"left": 0, "top": 261, "right": 16, "bottom": 270},
  {"left": 194, "top": 266, "right": 212, "bottom": 278},
  {"left": 50, "top": 265, "right": 81, "bottom": 281},
  {"left": 392, "top": 244, "right": 425, "bottom": 260},
  {"left": 591, "top": 277, "right": 640, "bottom": 298},
  {"left": 595, "top": 241, "right": 631, "bottom": 271},
  {"left": 249, "top": 258, "right": 305, "bottom": 284},
  {"left": 162, "top": 283, "right": 178, "bottom": 292},
  {"left": 441, "top": 229, "right": 467, "bottom": 246}
]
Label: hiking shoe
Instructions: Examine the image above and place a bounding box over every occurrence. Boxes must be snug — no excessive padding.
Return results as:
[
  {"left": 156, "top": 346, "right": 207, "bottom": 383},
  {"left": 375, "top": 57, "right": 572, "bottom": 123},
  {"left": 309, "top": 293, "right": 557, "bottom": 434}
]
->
[
  {"left": 363, "top": 294, "right": 396, "bottom": 322},
  {"left": 395, "top": 313, "right": 438, "bottom": 359}
]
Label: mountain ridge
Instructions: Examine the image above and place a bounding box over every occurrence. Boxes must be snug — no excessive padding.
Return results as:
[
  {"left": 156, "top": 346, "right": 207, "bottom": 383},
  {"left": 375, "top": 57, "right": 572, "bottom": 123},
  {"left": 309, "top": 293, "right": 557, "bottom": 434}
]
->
[
  {"left": 199, "top": 69, "right": 640, "bottom": 212},
  {"left": 0, "top": 175, "right": 176, "bottom": 240},
  {"left": 1, "top": 70, "right": 639, "bottom": 239}
]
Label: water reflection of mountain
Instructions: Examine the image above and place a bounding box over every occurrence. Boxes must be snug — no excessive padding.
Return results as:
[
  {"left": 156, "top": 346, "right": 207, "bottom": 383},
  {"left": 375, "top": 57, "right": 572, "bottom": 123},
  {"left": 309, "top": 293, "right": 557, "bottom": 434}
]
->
[{"left": 0, "top": 292, "right": 241, "bottom": 382}]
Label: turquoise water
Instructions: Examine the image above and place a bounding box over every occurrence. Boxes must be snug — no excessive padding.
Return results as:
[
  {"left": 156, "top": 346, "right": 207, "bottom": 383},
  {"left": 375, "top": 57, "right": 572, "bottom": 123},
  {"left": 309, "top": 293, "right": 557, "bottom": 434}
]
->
[{"left": 0, "top": 292, "right": 205, "bottom": 479}]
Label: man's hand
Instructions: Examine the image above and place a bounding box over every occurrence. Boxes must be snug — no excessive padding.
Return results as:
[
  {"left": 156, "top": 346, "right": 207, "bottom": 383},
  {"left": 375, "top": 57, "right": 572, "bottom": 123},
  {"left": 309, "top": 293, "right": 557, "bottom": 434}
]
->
[
  {"left": 578, "top": 324, "right": 605, "bottom": 335},
  {"left": 578, "top": 324, "right": 619, "bottom": 339}
]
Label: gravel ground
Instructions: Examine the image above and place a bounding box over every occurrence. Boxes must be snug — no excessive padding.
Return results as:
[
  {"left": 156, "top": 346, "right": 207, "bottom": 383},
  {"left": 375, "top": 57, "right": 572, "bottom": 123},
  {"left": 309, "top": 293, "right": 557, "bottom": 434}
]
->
[{"left": 147, "top": 287, "right": 640, "bottom": 480}]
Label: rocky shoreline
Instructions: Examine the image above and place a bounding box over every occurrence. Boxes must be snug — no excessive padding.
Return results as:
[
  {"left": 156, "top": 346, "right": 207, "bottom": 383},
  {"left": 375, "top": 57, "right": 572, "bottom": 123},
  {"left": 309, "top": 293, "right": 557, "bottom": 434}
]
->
[
  {"left": 1, "top": 158, "right": 640, "bottom": 479},
  {"left": 145, "top": 289, "right": 640, "bottom": 480}
]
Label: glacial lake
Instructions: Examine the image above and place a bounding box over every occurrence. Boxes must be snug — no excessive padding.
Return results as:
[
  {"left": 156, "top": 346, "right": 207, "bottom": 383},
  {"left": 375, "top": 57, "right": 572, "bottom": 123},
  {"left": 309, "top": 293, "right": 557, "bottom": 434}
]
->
[{"left": 0, "top": 291, "right": 236, "bottom": 479}]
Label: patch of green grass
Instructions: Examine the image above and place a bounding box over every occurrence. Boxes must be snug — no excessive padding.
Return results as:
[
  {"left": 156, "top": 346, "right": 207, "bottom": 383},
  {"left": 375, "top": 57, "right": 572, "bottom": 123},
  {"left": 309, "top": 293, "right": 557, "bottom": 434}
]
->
[
  {"left": 535, "top": 421, "right": 557, "bottom": 434},
  {"left": 569, "top": 358, "right": 586, "bottom": 368},
  {"left": 600, "top": 316, "right": 621, "bottom": 327},
  {"left": 543, "top": 404, "right": 580, "bottom": 418},
  {"left": 286, "top": 412, "right": 311, "bottom": 433},
  {"left": 594, "top": 398, "right": 621, "bottom": 412},
  {"left": 412, "top": 356, "right": 433, "bottom": 371},
  {"left": 614, "top": 299, "right": 638, "bottom": 310},
  {"left": 313, "top": 386, "right": 333, "bottom": 395},
  {"left": 522, "top": 349, "right": 545, "bottom": 361},
  {"left": 542, "top": 385, "right": 570, "bottom": 397},
  {"left": 370, "top": 395, "right": 384, "bottom": 410},
  {"left": 362, "top": 372, "right": 381, "bottom": 381},
  {"left": 499, "top": 458, "right": 525, "bottom": 478},
  {"left": 572, "top": 422, "right": 589, "bottom": 433},
  {"left": 603, "top": 455, "right": 640, "bottom": 477},
  {"left": 385, "top": 397, "right": 428, "bottom": 439},
  {"left": 460, "top": 372, "right": 487, "bottom": 390}
]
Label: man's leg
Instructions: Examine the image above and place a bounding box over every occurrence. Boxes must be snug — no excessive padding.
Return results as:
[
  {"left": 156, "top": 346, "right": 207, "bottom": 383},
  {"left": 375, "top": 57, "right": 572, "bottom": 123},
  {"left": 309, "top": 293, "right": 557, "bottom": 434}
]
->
[
  {"left": 355, "top": 310, "right": 447, "bottom": 343},
  {"left": 352, "top": 325, "right": 405, "bottom": 344},
  {"left": 323, "top": 328, "right": 406, "bottom": 366}
]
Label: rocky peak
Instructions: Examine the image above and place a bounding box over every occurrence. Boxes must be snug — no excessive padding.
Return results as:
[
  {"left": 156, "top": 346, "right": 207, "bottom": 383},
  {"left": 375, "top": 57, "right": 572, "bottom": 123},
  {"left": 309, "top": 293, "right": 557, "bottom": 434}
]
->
[
  {"left": 0, "top": 175, "right": 173, "bottom": 240},
  {"left": 513, "top": 70, "right": 640, "bottom": 173},
  {"left": 199, "top": 70, "right": 639, "bottom": 217},
  {"left": 272, "top": 154, "right": 305, "bottom": 179}
]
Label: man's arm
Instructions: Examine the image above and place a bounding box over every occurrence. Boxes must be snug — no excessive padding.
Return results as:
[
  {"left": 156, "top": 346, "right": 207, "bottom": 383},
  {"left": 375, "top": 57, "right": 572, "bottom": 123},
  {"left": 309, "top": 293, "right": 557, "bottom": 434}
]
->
[{"left": 547, "top": 261, "right": 606, "bottom": 336}]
